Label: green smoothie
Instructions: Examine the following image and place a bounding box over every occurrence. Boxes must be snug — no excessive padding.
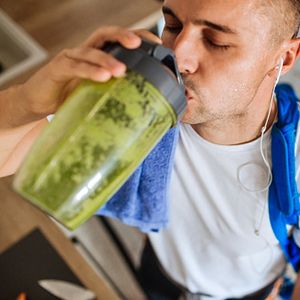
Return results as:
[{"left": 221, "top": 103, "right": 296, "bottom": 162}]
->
[{"left": 13, "top": 70, "right": 177, "bottom": 230}]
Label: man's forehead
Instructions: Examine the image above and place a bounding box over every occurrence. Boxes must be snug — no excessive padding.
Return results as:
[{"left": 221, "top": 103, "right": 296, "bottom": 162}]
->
[
  {"left": 163, "top": 0, "right": 273, "bottom": 36},
  {"left": 163, "top": 0, "right": 262, "bottom": 21},
  {"left": 164, "top": 0, "right": 263, "bottom": 13}
]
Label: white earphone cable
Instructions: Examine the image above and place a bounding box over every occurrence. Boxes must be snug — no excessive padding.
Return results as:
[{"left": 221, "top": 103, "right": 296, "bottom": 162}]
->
[{"left": 237, "top": 57, "right": 284, "bottom": 237}]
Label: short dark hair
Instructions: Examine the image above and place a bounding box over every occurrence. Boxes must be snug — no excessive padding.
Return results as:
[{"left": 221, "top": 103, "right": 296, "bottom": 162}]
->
[
  {"left": 287, "top": 0, "right": 300, "bottom": 37},
  {"left": 259, "top": 0, "right": 300, "bottom": 44},
  {"left": 272, "top": 0, "right": 300, "bottom": 38}
]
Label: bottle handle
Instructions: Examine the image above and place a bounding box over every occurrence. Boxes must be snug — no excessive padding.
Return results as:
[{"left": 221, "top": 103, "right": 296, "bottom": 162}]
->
[
  {"left": 140, "top": 40, "right": 184, "bottom": 87},
  {"left": 102, "top": 39, "right": 184, "bottom": 88}
]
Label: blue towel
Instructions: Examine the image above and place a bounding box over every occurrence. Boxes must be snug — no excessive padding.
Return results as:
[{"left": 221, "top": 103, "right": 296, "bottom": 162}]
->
[{"left": 98, "top": 126, "right": 179, "bottom": 232}]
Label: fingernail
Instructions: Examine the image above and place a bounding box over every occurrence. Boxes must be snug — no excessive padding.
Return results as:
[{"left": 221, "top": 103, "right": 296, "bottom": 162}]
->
[
  {"left": 125, "top": 32, "right": 139, "bottom": 40},
  {"left": 114, "top": 72, "right": 126, "bottom": 78},
  {"left": 96, "top": 70, "right": 111, "bottom": 81},
  {"left": 116, "top": 65, "right": 126, "bottom": 76}
]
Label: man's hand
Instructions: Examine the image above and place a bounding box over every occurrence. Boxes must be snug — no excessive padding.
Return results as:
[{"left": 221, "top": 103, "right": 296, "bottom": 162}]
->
[
  {"left": 19, "top": 27, "right": 149, "bottom": 122},
  {"left": 8, "top": 26, "right": 161, "bottom": 127}
]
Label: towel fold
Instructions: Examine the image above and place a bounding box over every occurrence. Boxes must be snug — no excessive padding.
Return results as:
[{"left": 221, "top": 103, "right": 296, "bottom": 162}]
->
[{"left": 98, "top": 126, "right": 179, "bottom": 232}]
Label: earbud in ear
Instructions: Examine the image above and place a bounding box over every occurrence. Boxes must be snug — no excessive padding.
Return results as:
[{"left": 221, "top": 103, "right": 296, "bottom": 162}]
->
[
  {"left": 275, "top": 57, "right": 284, "bottom": 70},
  {"left": 274, "top": 57, "right": 284, "bottom": 86}
]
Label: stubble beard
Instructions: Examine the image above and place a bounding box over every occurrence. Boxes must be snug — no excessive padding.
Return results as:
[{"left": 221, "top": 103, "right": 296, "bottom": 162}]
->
[{"left": 181, "top": 77, "right": 227, "bottom": 125}]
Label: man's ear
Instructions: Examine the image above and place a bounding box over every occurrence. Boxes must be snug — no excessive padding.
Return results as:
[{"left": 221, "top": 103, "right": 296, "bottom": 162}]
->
[{"left": 281, "top": 37, "right": 300, "bottom": 75}]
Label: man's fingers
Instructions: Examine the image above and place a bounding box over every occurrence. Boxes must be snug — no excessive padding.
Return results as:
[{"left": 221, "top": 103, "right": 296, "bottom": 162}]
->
[
  {"left": 51, "top": 53, "right": 115, "bottom": 82},
  {"left": 63, "top": 47, "right": 126, "bottom": 77},
  {"left": 133, "top": 29, "right": 162, "bottom": 44},
  {"left": 68, "top": 61, "right": 112, "bottom": 82},
  {"left": 82, "top": 26, "right": 141, "bottom": 49},
  {"left": 49, "top": 26, "right": 163, "bottom": 84}
]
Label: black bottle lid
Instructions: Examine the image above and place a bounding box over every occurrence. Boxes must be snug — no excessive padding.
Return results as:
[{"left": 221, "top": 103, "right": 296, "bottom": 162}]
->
[{"left": 103, "top": 40, "right": 187, "bottom": 120}]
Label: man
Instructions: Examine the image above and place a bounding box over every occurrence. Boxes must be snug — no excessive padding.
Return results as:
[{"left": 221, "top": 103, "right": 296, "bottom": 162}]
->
[
  {"left": 132, "top": 0, "right": 300, "bottom": 299},
  {"left": 104, "top": 1, "right": 300, "bottom": 299},
  {"left": 1, "top": 0, "right": 300, "bottom": 299},
  {"left": 97, "top": 1, "right": 300, "bottom": 299}
]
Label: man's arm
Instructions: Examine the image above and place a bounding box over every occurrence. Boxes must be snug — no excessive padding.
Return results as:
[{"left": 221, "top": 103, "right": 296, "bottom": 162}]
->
[
  {"left": 0, "top": 84, "right": 49, "bottom": 175},
  {"left": 0, "top": 118, "right": 48, "bottom": 177}
]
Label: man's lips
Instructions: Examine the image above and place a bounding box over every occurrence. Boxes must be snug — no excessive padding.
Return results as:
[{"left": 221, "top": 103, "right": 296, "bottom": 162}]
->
[{"left": 185, "top": 89, "right": 194, "bottom": 101}]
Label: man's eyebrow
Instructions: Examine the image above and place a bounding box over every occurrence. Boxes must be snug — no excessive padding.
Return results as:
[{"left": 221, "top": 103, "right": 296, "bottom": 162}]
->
[
  {"left": 162, "top": 6, "right": 237, "bottom": 35},
  {"left": 195, "top": 19, "right": 237, "bottom": 35},
  {"left": 162, "top": 6, "right": 181, "bottom": 22}
]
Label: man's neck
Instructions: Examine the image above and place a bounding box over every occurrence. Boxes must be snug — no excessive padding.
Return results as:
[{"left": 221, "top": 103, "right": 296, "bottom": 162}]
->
[
  {"left": 192, "top": 108, "right": 276, "bottom": 145},
  {"left": 189, "top": 70, "right": 280, "bottom": 146},
  {"left": 191, "top": 96, "right": 277, "bottom": 146}
]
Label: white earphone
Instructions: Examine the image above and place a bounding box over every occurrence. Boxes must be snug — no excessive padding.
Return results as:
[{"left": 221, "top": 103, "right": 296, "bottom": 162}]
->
[
  {"left": 238, "top": 57, "right": 284, "bottom": 194},
  {"left": 274, "top": 57, "right": 284, "bottom": 86},
  {"left": 261, "top": 57, "right": 283, "bottom": 135},
  {"left": 238, "top": 56, "right": 285, "bottom": 237}
]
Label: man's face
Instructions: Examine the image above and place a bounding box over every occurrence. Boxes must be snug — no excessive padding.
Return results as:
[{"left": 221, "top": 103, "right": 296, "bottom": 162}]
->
[{"left": 162, "top": 0, "right": 280, "bottom": 124}]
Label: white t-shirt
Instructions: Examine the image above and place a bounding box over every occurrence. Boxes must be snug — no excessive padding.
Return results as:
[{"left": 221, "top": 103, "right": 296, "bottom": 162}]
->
[{"left": 148, "top": 122, "right": 298, "bottom": 299}]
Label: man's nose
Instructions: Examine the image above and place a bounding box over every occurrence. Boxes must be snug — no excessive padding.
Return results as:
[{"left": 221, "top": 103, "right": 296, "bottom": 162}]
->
[{"left": 173, "top": 32, "right": 199, "bottom": 75}]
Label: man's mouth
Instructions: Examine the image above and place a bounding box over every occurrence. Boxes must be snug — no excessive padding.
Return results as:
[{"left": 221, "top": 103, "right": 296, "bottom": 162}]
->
[{"left": 185, "top": 89, "right": 194, "bottom": 101}]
